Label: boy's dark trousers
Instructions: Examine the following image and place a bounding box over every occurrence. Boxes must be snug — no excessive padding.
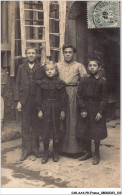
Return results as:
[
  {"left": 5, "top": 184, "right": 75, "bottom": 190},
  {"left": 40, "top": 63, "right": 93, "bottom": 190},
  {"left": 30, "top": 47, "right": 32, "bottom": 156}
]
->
[{"left": 21, "top": 95, "right": 40, "bottom": 158}]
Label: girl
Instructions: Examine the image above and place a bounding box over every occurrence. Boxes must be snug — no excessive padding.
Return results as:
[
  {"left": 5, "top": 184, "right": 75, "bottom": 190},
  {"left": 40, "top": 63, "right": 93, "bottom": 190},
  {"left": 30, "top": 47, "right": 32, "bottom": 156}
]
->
[
  {"left": 76, "top": 57, "right": 108, "bottom": 165},
  {"left": 36, "top": 61, "right": 67, "bottom": 164}
]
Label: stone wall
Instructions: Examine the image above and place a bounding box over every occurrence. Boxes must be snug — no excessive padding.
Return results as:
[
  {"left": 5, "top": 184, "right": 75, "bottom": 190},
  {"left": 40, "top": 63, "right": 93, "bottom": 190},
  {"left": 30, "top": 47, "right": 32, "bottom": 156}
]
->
[{"left": 1, "top": 67, "right": 16, "bottom": 123}]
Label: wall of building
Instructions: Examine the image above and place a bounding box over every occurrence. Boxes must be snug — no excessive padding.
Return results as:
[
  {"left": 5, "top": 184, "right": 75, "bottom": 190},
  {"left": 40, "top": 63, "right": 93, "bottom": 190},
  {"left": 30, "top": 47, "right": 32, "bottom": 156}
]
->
[
  {"left": 65, "top": 1, "right": 120, "bottom": 119},
  {"left": 1, "top": 1, "right": 63, "bottom": 122},
  {"left": 1, "top": 1, "right": 120, "bottom": 122},
  {"left": 1, "top": 2, "right": 15, "bottom": 122}
]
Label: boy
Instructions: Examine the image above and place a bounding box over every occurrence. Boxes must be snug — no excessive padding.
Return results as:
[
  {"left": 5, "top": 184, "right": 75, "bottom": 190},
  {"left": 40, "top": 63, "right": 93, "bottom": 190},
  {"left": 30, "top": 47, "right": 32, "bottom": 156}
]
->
[
  {"left": 14, "top": 44, "right": 44, "bottom": 161},
  {"left": 76, "top": 57, "right": 108, "bottom": 165}
]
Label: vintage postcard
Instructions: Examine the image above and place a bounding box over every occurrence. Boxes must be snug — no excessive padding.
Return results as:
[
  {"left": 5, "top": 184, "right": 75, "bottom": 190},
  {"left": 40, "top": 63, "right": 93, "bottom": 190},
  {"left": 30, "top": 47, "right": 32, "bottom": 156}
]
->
[{"left": 1, "top": 1, "right": 121, "bottom": 194}]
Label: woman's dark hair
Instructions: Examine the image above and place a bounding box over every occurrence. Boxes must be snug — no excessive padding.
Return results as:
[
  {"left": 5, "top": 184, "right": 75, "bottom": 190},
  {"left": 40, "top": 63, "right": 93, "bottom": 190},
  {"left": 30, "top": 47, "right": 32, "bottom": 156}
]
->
[
  {"left": 62, "top": 44, "right": 77, "bottom": 53},
  {"left": 87, "top": 57, "right": 101, "bottom": 67}
]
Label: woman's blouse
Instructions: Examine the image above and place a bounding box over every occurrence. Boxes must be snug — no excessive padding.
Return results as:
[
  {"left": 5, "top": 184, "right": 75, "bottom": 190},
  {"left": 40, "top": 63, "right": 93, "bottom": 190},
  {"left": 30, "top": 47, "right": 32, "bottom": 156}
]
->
[{"left": 56, "top": 61, "right": 87, "bottom": 85}]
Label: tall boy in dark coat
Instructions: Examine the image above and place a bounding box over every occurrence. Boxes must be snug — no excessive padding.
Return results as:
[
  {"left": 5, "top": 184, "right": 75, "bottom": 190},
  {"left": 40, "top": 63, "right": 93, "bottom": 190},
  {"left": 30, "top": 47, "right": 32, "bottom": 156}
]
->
[
  {"left": 14, "top": 45, "right": 44, "bottom": 161},
  {"left": 76, "top": 57, "right": 108, "bottom": 165}
]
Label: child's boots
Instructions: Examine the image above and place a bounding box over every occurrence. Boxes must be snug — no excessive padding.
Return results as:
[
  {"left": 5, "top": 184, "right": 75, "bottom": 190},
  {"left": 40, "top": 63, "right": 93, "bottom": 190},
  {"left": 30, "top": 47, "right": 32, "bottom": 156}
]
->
[
  {"left": 42, "top": 143, "right": 49, "bottom": 164},
  {"left": 53, "top": 142, "right": 59, "bottom": 162},
  {"left": 79, "top": 140, "right": 92, "bottom": 161},
  {"left": 92, "top": 141, "right": 100, "bottom": 165}
]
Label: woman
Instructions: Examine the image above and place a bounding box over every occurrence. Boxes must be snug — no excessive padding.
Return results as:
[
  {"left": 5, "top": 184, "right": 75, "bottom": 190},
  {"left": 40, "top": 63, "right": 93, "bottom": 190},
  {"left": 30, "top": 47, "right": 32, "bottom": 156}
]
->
[{"left": 56, "top": 44, "right": 87, "bottom": 157}]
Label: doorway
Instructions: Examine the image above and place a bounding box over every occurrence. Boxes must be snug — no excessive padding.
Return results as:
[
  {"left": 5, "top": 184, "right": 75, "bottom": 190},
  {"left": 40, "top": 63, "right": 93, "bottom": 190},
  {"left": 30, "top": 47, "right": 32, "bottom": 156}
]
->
[{"left": 68, "top": 1, "right": 120, "bottom": 119}]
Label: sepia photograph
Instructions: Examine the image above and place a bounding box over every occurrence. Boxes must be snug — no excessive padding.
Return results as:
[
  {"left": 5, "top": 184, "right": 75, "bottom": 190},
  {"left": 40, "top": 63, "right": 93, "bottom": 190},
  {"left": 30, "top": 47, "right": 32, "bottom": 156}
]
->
[{"left": 1, "top": 0, "right": 121, "bottom": 192}]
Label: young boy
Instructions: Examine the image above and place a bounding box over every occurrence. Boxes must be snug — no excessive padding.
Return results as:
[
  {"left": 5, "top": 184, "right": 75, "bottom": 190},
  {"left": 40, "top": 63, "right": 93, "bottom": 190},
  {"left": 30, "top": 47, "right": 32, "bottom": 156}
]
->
[
  {"left": 76, "top": 57, "right": 108, "bottom": 165},
  {"left": 14, "top": 44, "right": 44, "bottom": 161}
]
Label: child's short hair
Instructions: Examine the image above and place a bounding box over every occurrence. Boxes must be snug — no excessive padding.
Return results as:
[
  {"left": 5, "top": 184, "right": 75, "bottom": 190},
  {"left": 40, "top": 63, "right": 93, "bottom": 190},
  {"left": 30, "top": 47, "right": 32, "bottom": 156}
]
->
[
  {"left": 25, "top": 44, "right": 38, "bottom": 54},
  {"left": 87, "top": 57, "right": 101, "bottom": 67},
  {"left": 62, "top": 44, "right": 77, "bottom": 53},
  {"left": 44, "top": 61, "right": 58, "bottom": 73}
]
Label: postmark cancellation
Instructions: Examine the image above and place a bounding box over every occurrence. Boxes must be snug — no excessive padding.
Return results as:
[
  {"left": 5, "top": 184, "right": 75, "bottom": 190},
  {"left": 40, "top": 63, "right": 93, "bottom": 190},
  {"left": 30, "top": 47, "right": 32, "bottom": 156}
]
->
[{"left": 87, "top": 1, "right": 120, "bottom": 29}]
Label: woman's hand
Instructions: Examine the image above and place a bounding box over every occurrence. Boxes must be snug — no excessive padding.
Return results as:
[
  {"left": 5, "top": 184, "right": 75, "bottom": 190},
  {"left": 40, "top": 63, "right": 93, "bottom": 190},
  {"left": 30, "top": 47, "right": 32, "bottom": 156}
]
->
[
  {"left": 95, "top": 113, "right": 102, "bottom": 121},
  {"left": 60, "top": 111, "right": 65, "bottom": 120},
  {"left": 16, "top": 101, "right": 22, "bottom": 112},
  {"left": 80, "top": 112, "right": 87, "bottom": 118},
  {"left": 38, "top": 111, "right": 43, "bottom": 119}
]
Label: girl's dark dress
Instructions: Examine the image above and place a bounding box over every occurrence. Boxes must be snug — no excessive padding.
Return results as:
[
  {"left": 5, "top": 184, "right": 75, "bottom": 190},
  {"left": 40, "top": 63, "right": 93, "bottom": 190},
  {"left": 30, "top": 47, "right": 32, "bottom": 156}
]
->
[
  {"left": 76, "top": 74, "right": 108, "bottom": 141},
  {"left": 36, "top": 76, "right": 67, "bottom": 141}
]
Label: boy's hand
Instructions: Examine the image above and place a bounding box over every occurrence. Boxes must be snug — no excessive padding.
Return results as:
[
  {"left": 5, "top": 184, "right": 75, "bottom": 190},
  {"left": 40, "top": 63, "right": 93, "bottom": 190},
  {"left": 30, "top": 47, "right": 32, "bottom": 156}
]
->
[
  {"left": 95, "top": 113, "right": 102, "bottom": 121},
  {"left": 16, "top": 101, "right": 22, "bottom": 112},
  {"left": 80, "top": 112, "right": 87, "bottom": 118},
  {"left": 38, "top": 111, "right": 43, "bottom": 119},
  {"left": 60, "top": 111, "right": 65, "bottom": 120}
]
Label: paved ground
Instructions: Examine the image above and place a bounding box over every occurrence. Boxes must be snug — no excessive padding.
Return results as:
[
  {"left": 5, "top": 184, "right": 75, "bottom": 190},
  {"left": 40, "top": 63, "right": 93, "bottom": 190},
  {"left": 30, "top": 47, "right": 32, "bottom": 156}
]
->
[
  {"left": 1, "top": 119, "right": 120, "bottom": 188},
  {"left": 1, "top": 121, "right": 21, "bottom": 143}
]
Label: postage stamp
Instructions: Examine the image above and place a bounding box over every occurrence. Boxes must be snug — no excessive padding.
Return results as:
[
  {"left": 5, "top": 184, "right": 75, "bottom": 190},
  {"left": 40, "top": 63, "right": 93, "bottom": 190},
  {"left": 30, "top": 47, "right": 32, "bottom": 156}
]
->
[{"left": 87, "top": 1, "right": 120, "bottom": 29}]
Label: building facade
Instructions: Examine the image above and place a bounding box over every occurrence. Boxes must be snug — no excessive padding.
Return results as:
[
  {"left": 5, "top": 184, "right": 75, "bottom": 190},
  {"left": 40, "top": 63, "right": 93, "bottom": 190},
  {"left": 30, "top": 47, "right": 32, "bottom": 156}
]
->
[{"left": 1, "top": 1, "right": 120, "bottom": 122}]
